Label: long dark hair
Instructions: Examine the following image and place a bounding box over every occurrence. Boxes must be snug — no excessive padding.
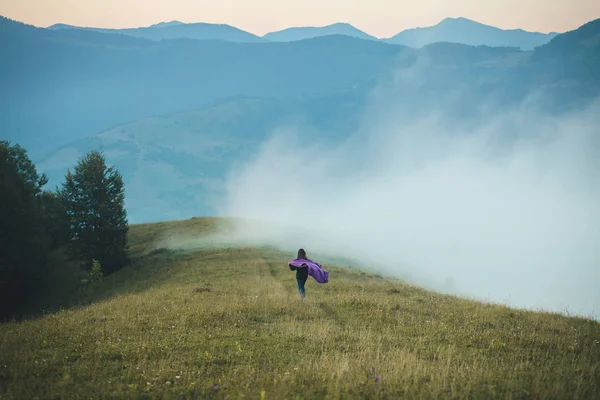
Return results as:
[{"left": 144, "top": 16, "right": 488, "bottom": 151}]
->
[{"left": 297, "top": 248, "right": 307, "bottom": 259}]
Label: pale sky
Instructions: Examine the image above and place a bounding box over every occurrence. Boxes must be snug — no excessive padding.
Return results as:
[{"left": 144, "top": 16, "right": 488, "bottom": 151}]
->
[{"left": 1, "top": 0, "right": 598, "bottom": 38}]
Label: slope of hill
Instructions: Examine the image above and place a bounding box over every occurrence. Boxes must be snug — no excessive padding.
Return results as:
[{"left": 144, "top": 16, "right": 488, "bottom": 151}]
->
[
  {"left": 527, "top": 18, "right": 600, "bottom": 109},
  {"left": 35, "top": 90, "right": 371, "bottom": 223},
  {"left": 1, "top": 217, "right": 598, "bottom": 399},
  {"left": 386, "top": 17, "right": 557, "bottom": 50},
  {"left": 263, "top": 22, "right": 378, "bottom": 42},
  {"left": 48, "top": 20, "right": 265, "bottom": 43},
  {"left": 532, "top": 17, "right": 600, "bottom": 64}
]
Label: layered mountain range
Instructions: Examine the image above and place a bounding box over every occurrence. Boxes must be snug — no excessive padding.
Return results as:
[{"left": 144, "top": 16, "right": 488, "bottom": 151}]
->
[{"left": 1, "top": 15, "right": 599, "bottom": 222}]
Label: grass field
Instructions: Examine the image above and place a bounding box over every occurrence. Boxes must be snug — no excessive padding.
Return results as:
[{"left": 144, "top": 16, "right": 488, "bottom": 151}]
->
[{"left": 1, "top": 218, "right": 599, "bottom": 399}]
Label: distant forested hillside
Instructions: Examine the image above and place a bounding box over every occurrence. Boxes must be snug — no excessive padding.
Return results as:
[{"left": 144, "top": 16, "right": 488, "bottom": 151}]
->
[
  {"left": 2, "top": 16, "right": 599, "bottom": 158},
  {"left": 1, "top": 17, "right": 404, "bottom": 156}
]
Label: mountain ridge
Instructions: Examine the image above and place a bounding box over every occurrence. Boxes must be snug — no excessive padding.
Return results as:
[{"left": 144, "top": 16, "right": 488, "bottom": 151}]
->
[
  {"left": 263, "top": 22, "right": 378, "bottom": 42},
  {"left": 47, "top": 20, "right": 265, "bottom": 43},
  {"left": 385, "top": 16, "right": 558, "bottom": 49},
  {"left": 41, "top": 15, "right": 562, "bottom": 48},
  {"left": 2, "top": 14, "right": 598, "bottom": 165}
]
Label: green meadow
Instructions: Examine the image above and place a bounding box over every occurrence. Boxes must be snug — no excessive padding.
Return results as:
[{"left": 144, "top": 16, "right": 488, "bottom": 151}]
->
[{"left": 1, "top": 218, "right": 598, "bottom": 399}]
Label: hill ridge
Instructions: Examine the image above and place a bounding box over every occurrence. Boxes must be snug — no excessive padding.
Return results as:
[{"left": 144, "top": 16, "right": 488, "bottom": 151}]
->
[
  {"left": 32, "top": 14, "right": 564, "bottom": 48},
  {"left": 263, "top": 22, "right": 378, "bottom": 42},
  {"left": 47, "top": 19, "right": 265, "bottom": 43},
  {"left": 384, "top": 16, "right": 558, "bottom": 49}
]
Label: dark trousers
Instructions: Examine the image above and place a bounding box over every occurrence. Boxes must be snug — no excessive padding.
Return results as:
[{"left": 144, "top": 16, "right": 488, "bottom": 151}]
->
[{"left": 296, "top": 277, "right": 307, "bottom": 299}]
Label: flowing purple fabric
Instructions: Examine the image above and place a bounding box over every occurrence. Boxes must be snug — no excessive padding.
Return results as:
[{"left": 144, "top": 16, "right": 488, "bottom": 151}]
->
[{"left": 289, "top": 258, "right": 329, "bottom": 284}]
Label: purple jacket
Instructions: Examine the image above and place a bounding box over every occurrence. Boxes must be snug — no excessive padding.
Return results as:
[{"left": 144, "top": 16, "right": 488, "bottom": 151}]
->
[{"left": 289, "top": 258, "right": 329, "bottom": 284}]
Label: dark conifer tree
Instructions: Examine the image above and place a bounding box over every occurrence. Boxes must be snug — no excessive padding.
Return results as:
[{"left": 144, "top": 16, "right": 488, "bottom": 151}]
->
[{"left": 59, "top": 150, "right": 129, "bottom": 274}]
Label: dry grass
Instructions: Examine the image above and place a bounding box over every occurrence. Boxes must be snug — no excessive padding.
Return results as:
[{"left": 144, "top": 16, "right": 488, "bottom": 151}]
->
[{"left": 1, "top": 218, "right": 599, "bottom": 399}]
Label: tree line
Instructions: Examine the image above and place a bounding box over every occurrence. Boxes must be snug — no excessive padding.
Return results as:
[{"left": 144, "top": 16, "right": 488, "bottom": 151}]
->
[{"left": 0, "top": 141, "right": 129, "bottom": 320}]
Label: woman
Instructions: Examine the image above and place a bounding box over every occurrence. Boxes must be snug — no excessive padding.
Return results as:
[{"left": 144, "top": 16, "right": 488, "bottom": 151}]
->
[
  {"left": 289, "top": 249, "right": 310, "bottom": 299},
  {"left": 288, "top": 248, "right": 329, "bottom": 299}
]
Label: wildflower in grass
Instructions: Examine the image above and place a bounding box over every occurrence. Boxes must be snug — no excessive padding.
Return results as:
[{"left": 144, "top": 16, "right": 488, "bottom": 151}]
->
[
  {"left": 212, "top": 384, "right": 219, "bottom": 391},
  {"left": 374, "top": 376, "right": 381, "bottom": 382}
]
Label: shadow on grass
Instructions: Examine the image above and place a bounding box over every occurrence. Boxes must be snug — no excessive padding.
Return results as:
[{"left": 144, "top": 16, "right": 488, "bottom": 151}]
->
[
  {"left": 6, "top": 218, "right": 242, "bottom": 323},
  {"left": 8, "top": 247, "right": 191, "bottom": 324}
]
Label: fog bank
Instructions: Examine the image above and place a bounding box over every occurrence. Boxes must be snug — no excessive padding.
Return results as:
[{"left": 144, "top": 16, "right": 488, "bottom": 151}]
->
[{"left": 218, "top": 92, "right": 600, "bottom": 320}]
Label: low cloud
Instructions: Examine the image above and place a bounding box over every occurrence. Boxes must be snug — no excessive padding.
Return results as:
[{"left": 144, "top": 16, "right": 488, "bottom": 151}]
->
[{"left": 216, "top": 78, "right": 600, "bottom": 321}]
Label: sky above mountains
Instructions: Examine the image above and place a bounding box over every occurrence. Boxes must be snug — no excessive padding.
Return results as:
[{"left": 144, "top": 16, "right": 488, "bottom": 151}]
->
[{"left": 1, "top": 0, "right": 597, "bottom": 37}]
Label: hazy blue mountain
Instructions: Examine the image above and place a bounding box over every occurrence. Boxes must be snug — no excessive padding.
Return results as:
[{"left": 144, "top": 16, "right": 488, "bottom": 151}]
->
[
  {"left": 2, "top": 17, "right": 406, "bottom": 157},
  {"left": 263, "top": 23, "right": 378, "bottom": 42},
  {"left": 386, "top": 17, "right": 558, "bottom": 50},
  {"left": 3, "top": 14, "right": 596, "bottom": 162},
  {"left": 4, "top": 14, "right": 600, "bottom": 223},
  {"left": 48, "top": 20, "right": 265, "bottom": 43},
  {"left": 6, "top": 14, "right": 596, "bottom": 222}
]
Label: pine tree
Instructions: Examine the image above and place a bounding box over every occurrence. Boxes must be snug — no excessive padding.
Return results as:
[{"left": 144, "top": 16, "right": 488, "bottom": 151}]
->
[
  {"left": 59, "top": 150, "right": 129, "bottom": 274},
  {"left": 40, "top": 191, "right": 70, "bottom": 249}
]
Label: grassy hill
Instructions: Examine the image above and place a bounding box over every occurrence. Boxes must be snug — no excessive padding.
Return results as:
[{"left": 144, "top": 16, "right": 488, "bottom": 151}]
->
[{"left": 1, "top": 218, "right": 598, "bottom": 399}]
